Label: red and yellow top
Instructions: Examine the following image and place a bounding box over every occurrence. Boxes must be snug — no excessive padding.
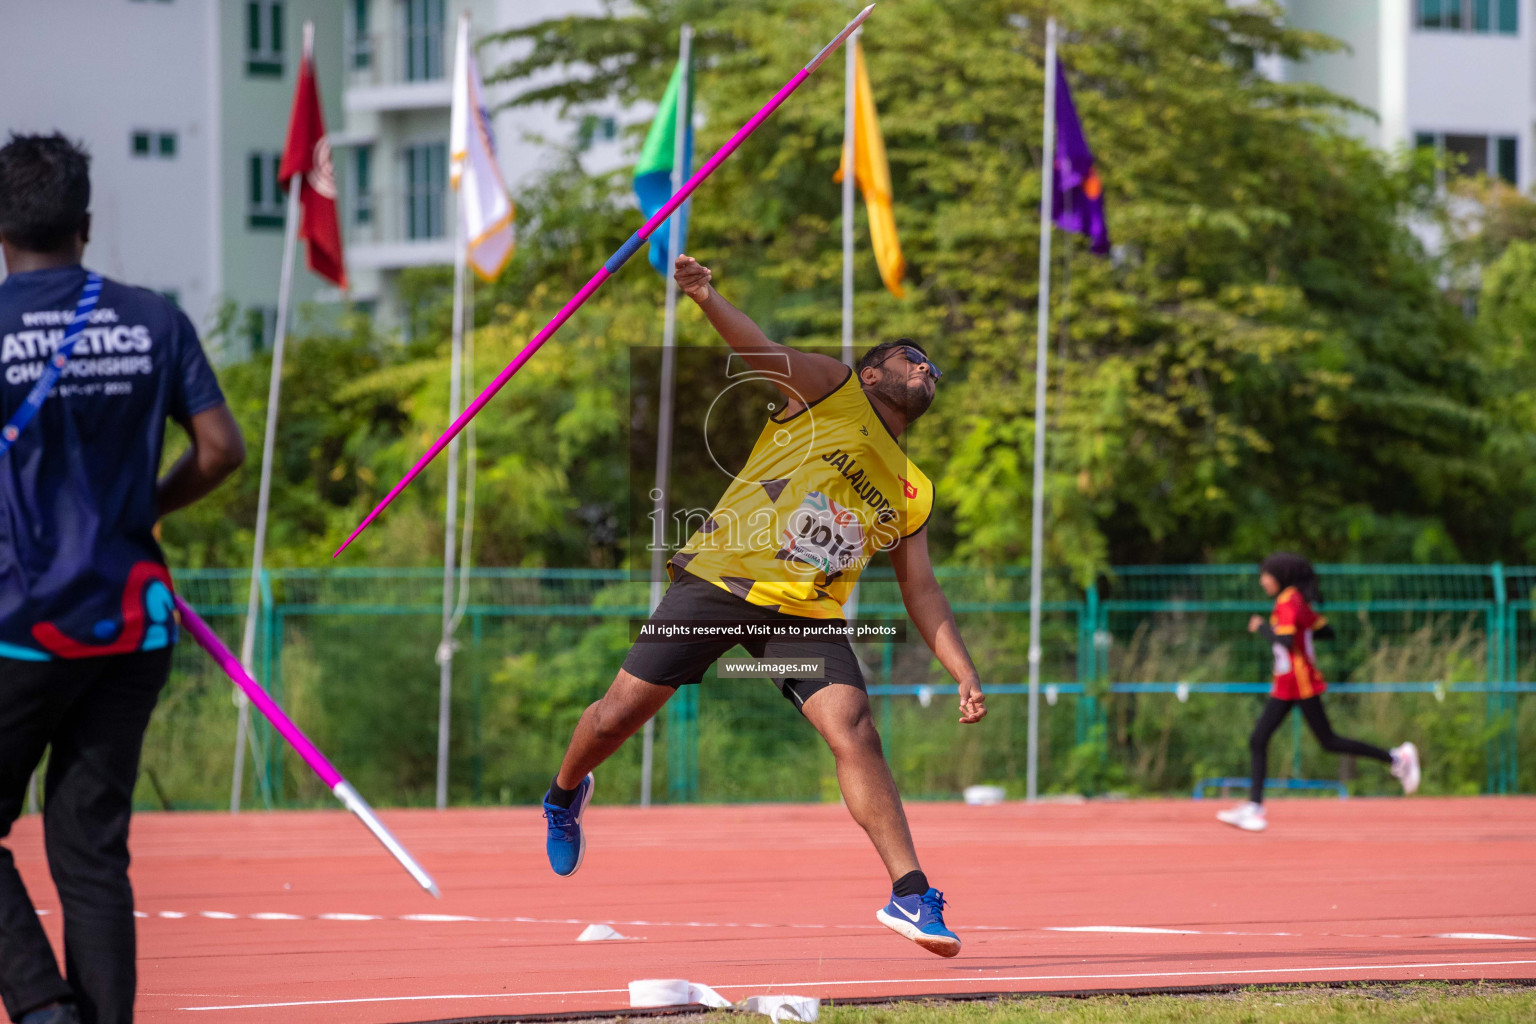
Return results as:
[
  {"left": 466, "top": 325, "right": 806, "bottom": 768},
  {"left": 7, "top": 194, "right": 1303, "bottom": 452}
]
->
[{"left": 1269, "top": 586, "right": 1328, "bottom": 700}]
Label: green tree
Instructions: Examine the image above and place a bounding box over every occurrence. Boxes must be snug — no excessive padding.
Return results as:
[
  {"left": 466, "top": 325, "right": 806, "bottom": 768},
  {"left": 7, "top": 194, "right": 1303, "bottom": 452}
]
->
[
  {"left": 166, "top": 0, "right": 1533, "bottom": 577},
  {"left": 488, "top": 0, "right": 1507, "bottom": 582}
]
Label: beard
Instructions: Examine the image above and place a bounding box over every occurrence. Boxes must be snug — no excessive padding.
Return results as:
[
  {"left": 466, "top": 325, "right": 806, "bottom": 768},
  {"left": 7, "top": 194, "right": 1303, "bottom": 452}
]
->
[{"left": 874, "top": 373, "right": 935, "bottom": 420}]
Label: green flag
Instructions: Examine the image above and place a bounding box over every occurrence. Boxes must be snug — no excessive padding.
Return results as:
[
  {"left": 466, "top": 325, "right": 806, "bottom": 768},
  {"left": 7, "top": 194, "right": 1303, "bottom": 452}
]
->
[{"left": 634, "top": 54, "right": 694, "bottom": 275}]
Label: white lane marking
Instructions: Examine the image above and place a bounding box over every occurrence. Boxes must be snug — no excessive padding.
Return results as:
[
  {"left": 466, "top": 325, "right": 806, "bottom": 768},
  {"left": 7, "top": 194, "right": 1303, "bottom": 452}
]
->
[
  {"left": 1045, "top": 925, "right": 1298, "bottom": 938},
  {"left": 182, "top": 987, "right": 632, "bottom": 1011},
  {"left": 118, "top": 912, "right": 1532, "bottom": 944},
  {"left": 178, "top": 959, "right": 1536, "bottom": 1012},
  {"left": 399, "top": 914, "right": 483, "bottom": 922},
  {"left": 316, "top": 913, "right": 381, "bottom": 921},
  {"left": 1046, "top": 926, "right": 1202, "bottom": 935}
]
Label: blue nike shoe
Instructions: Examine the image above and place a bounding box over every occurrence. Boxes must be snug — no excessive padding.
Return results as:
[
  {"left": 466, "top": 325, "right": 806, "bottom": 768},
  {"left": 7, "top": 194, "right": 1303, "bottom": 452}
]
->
[
  {"left": 876, "top": 887, "right": 961, "bottom": 957},
  {"left": 542, "top": 773, "right": 594, "bottom": 877}
]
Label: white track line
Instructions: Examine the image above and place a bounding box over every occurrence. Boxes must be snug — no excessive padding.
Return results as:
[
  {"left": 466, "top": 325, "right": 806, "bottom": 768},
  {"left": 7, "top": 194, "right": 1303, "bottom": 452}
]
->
[
  {"left": 102, "top": 911, "right": 1535, "bottom": 943},
  {"left": 182, "top": 987, "right": 632, "bottom": 1012},
  {"left": 1046, "top": 926, "right": 1202, "bottom": 935},
  {"left": 1046, "top": 925, "right": 1299, "bottom": 937},
  {"left": 178, "top": 958, "right": 1536, "bottom": 1012}
]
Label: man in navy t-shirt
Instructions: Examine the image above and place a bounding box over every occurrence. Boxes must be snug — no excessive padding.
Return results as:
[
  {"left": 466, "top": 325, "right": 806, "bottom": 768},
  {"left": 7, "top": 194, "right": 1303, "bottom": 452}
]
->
[{"left": 0, "top": 134, "right": 244, "bottom": 1024}]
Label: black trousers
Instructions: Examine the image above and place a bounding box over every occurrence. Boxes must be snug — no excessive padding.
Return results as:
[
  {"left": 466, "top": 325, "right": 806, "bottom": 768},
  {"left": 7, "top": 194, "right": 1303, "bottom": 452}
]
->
[
  {"left": 1248, "top": 695, "right": 1392, "bottom": 804},
  {"left": 0, "top": 648, "right": 171, "bottom": 1024}
]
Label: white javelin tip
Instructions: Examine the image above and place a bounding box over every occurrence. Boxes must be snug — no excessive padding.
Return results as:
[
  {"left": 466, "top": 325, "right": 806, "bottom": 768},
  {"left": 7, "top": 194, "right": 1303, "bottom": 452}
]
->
[{"left": 805, "top": 4, "right": 876, "bottom": 73}]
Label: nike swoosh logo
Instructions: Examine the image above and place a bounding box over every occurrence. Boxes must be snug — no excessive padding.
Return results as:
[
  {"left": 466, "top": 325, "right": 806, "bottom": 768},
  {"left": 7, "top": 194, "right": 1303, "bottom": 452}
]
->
[{"left": 894, "top": 904, "right": 922, "bottom": 922}]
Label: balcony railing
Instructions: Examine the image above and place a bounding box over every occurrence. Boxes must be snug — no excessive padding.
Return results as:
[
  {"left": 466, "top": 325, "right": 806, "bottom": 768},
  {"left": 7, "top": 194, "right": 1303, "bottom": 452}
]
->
[
  {"left": 342, "top": 185, "right": 453, "bottom": 269},
  {"left": 345, "top": 27, "right": 446, "bottom": 91}
]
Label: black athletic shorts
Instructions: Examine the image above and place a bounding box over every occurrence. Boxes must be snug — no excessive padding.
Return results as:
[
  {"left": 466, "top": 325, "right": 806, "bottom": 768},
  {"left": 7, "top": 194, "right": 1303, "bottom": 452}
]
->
[{"left": 621, "top": 570, "right": 865, "bottom": 711}]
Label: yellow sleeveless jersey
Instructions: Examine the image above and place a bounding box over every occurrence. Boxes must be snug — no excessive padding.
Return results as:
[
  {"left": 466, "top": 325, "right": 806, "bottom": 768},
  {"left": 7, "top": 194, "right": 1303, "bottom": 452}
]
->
[{"left": 670, "top": 368, "right": 933, "bottom": 619}]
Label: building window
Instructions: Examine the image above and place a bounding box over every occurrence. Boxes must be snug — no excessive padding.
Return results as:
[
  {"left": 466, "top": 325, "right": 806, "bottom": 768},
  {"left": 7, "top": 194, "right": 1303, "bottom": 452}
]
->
[
  {"left": 1416, "top": 0, "right": 1518, "bottom": 33},
  {"left": 1444, "top": 133, "right": 1489, "bottom": 176},
  {"left": 404, "top": 0, "right": 445, "bottom": 82},
  {"left": 132, "top": 130, "right": 177, "bottom": 159},
  {"left": 248, "top": 152, "right": 286, "bottom": 228},
  {"left": 1499, "top": 0, "right": 1519, "bottom": 34},
  {"left": 403, "top": 142, "right": 446, "bottom": 240},
  {"left": 1416, "top": 131, "right": 1519, "bottom": 184},
  {"left": 1496, "top": 136, "right": 1519, "bottom": 183},
  {"left": 353, "top": 145, "right": 374, "bottom": 225},
  {"left": 349, "top": 0, "right": 373, "bottom": 70},
  {"left": 246, "top": 0, "right": 285, "bottom": 77},
  {"left": 246, "top": 305, "right": 278, "bottom": 355},
  {"left": 576, "top": 115, "right": 618, "bottom": 152}
]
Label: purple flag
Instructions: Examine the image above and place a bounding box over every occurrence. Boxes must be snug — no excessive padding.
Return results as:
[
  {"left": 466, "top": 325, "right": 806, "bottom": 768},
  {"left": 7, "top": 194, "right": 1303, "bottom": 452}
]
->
[{"left": 1052, "top": 62, "right": 1110, "bottom": 255}]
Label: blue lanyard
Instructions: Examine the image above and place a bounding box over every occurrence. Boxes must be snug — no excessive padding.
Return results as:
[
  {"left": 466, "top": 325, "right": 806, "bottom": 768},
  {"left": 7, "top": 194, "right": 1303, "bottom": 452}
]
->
[{"left": 0, "top": 272, "right": 103, "bottom": 459}]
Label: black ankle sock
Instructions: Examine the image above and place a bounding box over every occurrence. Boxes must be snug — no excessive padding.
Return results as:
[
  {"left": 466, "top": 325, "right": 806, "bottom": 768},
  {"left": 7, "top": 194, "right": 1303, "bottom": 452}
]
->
[
  {"left": 892, "top": 869, "right": 929, "bottom": 898},
  {"left": 546, "top": 777, "right": 579, "bottom": 809}
]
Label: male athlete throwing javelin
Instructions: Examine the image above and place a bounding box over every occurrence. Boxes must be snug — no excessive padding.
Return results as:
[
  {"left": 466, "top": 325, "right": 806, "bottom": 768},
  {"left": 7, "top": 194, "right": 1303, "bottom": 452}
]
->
[{"left": 542, "top": 254, "right": 986, "bottom": 958}]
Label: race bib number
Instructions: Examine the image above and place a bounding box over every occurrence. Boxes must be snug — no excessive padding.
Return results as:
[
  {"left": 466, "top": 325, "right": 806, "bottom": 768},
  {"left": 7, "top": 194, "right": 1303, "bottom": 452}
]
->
[{"left": 780, "top": 491, "right": 865, "bottom": 576}]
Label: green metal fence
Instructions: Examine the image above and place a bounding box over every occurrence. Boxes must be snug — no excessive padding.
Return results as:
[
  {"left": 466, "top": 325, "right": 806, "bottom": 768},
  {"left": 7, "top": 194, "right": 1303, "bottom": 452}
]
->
[{"left": 145, "top": 564, "right": 1530, "bottom": 811}]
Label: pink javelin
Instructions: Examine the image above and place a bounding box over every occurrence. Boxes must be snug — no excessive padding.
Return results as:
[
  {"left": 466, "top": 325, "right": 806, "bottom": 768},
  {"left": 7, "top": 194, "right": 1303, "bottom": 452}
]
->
[
  {"left": 174, "top": 594, "right": 441, "bottom": 897},
  {"left": 335, "top": 5, "right": 876, "bottom": 557}
]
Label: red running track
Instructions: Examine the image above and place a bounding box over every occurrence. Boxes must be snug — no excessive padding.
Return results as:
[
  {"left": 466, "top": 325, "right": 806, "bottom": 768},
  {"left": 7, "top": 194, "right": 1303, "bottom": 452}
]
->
[{"left": 9, "top": 797, "right": 1536, "bottom": 1023}]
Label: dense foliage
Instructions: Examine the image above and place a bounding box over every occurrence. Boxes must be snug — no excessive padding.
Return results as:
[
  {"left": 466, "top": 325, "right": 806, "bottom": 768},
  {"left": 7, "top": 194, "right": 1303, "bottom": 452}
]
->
[
  {"left": 165, "top": 0, "right": 1536, "bottom": 581},
  {"left": 140, "top": 1, "right": 1536, "bottom": 807}
]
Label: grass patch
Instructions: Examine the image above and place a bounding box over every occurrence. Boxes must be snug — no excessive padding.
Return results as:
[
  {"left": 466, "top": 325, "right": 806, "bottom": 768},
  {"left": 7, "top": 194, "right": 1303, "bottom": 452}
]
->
[{"left": 808, "top": 983, "right": 1536, "bottom": 1024}]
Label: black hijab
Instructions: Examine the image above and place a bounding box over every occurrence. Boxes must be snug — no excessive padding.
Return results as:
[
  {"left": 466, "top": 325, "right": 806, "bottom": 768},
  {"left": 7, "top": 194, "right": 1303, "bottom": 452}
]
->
[{"left": 1260, "top": 552, "right": 1322, "bottom": 605}]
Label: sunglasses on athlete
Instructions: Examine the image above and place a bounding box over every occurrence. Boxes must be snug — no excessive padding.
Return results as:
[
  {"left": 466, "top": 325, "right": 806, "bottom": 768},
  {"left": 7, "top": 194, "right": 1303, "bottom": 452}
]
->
[{"left": 879, "top": 345, "right": 943, "bottom": 381}]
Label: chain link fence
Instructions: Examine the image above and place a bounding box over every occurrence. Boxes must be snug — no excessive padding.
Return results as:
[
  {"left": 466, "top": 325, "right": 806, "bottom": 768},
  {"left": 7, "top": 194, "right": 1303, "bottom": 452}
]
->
[{"left": 140, "top": 564, "right": 1531, "bottom": 811}]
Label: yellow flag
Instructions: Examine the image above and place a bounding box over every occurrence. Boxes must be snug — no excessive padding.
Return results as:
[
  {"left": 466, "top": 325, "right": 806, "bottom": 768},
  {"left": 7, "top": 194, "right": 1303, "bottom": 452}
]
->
[{"left": 834, "top": 39, "right": 905, "bottom": 299}]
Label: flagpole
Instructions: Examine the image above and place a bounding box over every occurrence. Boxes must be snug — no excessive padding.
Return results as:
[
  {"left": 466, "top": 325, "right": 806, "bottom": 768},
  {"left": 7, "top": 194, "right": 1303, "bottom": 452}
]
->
[
  {"left": 437, "top": 15, "right": 473, "bottom": 812},
  {"left": 842, "top": 29, "right": 856, "bottom": 367},
  {"left": 1026, "top": 17, "right": 1057, "bottom": 805},
  {"left": 233, "top": 23, "right": 313, "bottom": 813},
  {"left": 641, "top": 22, "right": 692, "bottom": 808},
  {"left": 435, "top": 219, "right": 464, "bottom": 810},
  {"left": 841, "top": 27, "right": 862, "bottom": 629}
]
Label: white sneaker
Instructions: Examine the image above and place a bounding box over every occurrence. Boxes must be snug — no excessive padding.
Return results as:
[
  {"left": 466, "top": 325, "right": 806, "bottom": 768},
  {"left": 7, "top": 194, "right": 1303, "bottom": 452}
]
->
[
  {"left": 1216, "top": 801, "right": 1267, "bottom": 832},
  {"left": 1391, "top": 742, "right": 1421, "bottom": 795}
]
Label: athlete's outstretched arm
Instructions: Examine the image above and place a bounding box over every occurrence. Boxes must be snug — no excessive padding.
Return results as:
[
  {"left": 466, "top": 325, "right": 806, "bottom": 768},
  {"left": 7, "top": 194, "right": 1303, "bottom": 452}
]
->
[
  {"left": 675, "top": 254, "right": 848, "bottom": 407},
  {"left": 888, "top": 527, "right": 987, "bottom": 724}
]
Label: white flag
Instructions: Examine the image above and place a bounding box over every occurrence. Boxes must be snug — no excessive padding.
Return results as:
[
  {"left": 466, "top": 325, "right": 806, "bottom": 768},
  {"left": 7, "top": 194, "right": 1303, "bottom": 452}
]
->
[{"left": 450, "top": 14, "right": 515, "bottom": 280}]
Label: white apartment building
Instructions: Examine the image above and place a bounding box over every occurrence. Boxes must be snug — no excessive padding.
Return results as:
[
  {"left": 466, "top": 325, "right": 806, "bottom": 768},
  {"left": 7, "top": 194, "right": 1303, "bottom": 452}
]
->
[
  {"left": 0, "top": 0, "right": 623, "bottom": 355},
  {"left": 0, "top": 0, "right": 345, "bottom": 361},
  {"left": 1281, "top": 0, "right": 1534, "bottom": 190},
  {"left": 336, "top": 0, "right": 624, "bottom": 326}
]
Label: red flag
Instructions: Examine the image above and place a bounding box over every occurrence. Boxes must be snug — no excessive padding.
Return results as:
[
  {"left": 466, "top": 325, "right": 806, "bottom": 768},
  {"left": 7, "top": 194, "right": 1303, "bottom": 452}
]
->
[{"left": 279, "top": 27, "right": 346, "bottom": 289}]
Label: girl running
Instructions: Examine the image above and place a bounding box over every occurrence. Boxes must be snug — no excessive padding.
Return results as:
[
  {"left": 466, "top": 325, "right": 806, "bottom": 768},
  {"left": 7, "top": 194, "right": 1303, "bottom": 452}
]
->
[{"left": 1218, "top": 553, "right": 1420, "bottom": 832}]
